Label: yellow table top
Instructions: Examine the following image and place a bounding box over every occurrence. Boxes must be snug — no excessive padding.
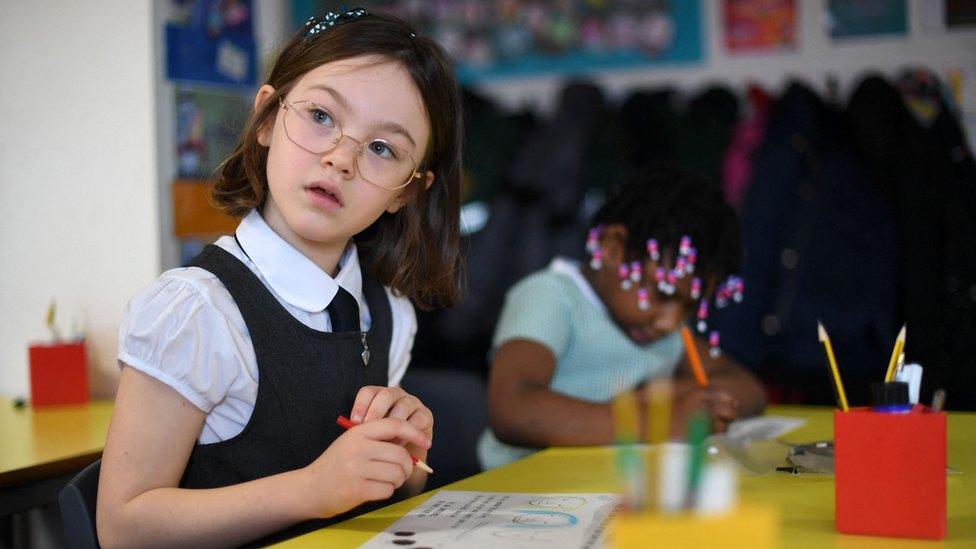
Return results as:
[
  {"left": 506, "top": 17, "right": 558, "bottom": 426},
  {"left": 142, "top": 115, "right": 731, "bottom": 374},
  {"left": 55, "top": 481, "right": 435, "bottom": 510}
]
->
[
  {"left": 274, "top": 406, "right": 976, "bottom": 548},
  {"left": 0, "top": 397, "right": 114, "bottom": 487}
]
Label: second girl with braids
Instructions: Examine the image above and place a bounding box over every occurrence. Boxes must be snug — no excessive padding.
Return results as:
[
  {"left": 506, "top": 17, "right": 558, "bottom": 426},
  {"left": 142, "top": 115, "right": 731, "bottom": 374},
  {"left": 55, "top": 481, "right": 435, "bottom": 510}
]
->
[{"left": 479, "top": 164, "right": 766, "bottom": 470}]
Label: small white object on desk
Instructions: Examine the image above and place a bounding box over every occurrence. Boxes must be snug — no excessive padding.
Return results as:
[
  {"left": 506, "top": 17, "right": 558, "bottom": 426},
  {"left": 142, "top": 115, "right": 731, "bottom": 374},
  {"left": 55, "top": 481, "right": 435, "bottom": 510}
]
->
[{"left": 894, "top": 363, "right": 923, "bottom": 405}]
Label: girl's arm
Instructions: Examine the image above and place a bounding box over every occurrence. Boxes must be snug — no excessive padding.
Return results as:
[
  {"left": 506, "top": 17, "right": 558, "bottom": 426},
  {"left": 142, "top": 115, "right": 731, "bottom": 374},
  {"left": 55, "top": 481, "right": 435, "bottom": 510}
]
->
[
  {"left": 97, "top": 367, "right": 310, "bottom": 548},
  {"left": 487, "top": 339, "right": 617, "bottom": 448},
  {"left": 98, "top": 367, "right": 427, "bottom": 548},
  {"left": 486, "top": 336, "right": 768, "bottom": 449}
]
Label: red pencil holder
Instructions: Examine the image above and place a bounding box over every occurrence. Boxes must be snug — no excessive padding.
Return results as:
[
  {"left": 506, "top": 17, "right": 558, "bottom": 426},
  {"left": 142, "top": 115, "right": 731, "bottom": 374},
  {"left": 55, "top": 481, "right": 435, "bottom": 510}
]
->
[
  {"left": 28, "top": 341, "right": 89, "bottom": 406},
  {"left": 834, "top": 407, "right": 946, "bottom": 540}
]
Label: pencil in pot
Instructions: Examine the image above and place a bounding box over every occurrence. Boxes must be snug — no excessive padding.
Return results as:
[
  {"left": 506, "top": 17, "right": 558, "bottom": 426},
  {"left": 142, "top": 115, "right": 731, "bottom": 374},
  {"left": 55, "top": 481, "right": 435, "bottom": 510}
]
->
[
  {"left": 336, "top": 415, "right": 434, "bottom": 474},
  {"left": 817, "top": 321, "right": 849, "bottom": 412},
  {"left": 883, "top": 325, "right": 907, "bottom": 383}
]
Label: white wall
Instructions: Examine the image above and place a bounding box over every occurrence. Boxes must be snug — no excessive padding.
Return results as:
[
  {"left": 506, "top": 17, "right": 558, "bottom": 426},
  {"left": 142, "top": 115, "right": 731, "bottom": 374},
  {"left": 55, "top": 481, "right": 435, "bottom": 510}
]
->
[
  {"left": 0, "top": 0, "right": 290, "bottom": 399},
  {"left": 0, "top": 1, "right": 158, "bottom": 398}
]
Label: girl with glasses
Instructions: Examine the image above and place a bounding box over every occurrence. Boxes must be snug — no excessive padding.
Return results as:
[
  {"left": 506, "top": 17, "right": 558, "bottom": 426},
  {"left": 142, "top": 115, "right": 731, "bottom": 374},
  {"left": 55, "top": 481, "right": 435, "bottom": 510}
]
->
[{"left": 99, "top": 10, "right": 462, "bottom": 546}]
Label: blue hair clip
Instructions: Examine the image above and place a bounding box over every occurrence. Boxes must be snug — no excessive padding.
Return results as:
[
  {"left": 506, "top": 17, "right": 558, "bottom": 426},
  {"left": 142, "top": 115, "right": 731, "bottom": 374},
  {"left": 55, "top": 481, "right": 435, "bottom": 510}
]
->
[{"left": 303, "top": 6, "right": 367, "bottom": 41}]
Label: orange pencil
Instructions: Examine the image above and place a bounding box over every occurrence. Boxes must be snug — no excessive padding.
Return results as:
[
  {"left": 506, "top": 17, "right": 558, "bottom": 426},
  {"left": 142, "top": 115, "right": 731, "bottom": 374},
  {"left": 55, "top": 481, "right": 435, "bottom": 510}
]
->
[
  {"left": 680, "top": 325, "right": 709, "bottom": 388},
  {"left": 336, "top": 415, "right": 434, "bottom": 474}
]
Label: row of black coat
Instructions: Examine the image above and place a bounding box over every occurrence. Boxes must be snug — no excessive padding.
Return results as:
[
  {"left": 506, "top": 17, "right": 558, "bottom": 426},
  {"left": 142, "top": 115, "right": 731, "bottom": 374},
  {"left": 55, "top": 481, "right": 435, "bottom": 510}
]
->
[{"left": 411, "top": 70, "right": 976, "bottom": 410}]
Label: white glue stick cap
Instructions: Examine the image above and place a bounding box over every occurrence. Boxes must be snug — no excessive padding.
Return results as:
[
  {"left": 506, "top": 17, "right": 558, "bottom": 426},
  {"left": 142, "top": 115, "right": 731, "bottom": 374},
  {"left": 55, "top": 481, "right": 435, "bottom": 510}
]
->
[
  {"left": 695, "top": 460, "right": 738, "bottom": 516},
  {"left": 657, "top": 442, "right": 689, "bottom": 513}
]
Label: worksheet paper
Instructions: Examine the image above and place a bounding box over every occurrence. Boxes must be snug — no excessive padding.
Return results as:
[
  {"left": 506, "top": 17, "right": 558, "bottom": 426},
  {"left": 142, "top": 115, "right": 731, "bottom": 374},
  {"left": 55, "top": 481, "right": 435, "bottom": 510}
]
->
[
  {"left": 710, "top": 416, "right": 808, "bottom": 474},
  {"left": 361, "top": 491, "right": 620, "bottom": 549},
  {"left": 725, "top": 416, "right": 807, "bottom": 443}
]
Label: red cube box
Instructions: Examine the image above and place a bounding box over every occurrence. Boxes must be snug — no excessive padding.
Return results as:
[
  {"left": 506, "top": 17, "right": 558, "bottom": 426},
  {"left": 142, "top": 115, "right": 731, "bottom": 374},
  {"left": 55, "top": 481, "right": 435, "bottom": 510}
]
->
[
  {"left": 28, "top": 342, "right": 89, "bottom": 406},
  {"left": 834, "top": 407, "right": 946, "bottom": 539}
]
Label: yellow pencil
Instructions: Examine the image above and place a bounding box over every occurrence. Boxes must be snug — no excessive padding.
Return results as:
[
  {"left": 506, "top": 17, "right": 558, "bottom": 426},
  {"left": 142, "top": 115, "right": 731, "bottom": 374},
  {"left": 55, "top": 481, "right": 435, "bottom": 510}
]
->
[
  {"left": 612, "top": 391, "right": 641, "bottom": 444},
  {"left": 644, "top": 379, "right": 672, "bottom": 445},
  {"left": 817, "top": 321, "right": 849, "bottom": 412},
  {"left": 883, "top": 325, "right": 907, "bottom": 382}
]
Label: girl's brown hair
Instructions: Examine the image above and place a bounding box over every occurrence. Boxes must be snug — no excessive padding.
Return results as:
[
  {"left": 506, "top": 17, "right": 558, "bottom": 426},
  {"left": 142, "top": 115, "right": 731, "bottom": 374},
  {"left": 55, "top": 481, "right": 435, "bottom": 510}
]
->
[{"left": 210, "top": 12, "right": 463, "bottom": 310}]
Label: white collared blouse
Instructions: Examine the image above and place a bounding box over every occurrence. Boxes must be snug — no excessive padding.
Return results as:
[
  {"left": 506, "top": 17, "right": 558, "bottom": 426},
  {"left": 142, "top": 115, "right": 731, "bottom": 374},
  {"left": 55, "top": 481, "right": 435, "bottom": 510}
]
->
[{"left": 118, "top": 210, "right": 417, "bottom": 443}]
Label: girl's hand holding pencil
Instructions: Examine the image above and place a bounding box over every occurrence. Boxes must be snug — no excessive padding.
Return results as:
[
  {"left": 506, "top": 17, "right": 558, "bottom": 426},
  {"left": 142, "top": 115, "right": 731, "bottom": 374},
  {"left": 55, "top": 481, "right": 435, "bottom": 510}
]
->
[
  {"left": 348, "top": 386, "right": 434, "bottom": 472},
  {"left": 338, "top": 416, "right": 434, "bottom": 474},
  {"left": 303, "top": 416, "right": 432, "bottom": 519},
  {"left": 670, "top": 380, "right": 740, "bottom": 437},
  {"left": 671, "top": 325, "right": 742, "bottom": 437},
  {"left": 634, "top": 378, "right": 739, "bottom": 440}
]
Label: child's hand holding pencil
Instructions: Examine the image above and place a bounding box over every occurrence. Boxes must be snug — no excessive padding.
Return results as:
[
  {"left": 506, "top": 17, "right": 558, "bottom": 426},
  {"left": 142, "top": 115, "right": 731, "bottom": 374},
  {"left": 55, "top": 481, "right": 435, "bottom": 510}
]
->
[
  {"left": 633, "top": 378, "right": 739, "bottom": 440},
  {"left": 670, "top": 380, "right": 740, "bottom": 437},
  {"left": 347, "top": 385, "right": 434, "bottom": 475},
  {"left": 338, "top": 415, "right": 434, "bottom": 474},
  {"left": 302, "top": 416, "right": 432, "bottom": 519},
  {"left": 670, "top": 326, "right": 742, "bottom": 437},
  {"left": 299, "top": 386, "right": 435, "bottom": 519}
]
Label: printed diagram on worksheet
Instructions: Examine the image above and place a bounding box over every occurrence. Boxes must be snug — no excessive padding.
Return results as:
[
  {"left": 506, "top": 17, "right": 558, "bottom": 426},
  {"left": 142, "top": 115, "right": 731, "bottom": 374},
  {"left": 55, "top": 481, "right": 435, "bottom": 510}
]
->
[{"left": 361, "top": 491, "right": 620, "bottom": 548}]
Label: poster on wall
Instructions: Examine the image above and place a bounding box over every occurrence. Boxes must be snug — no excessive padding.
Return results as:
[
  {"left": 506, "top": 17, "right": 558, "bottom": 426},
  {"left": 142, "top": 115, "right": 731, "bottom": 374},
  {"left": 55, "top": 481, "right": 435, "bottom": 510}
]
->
[
  {"left": 166, "top": 0, "right": 258, "bottom": 87},
  {"left": 175, "top": 88, "right": 250, "bottom": 179},
  {"left": 293, "top": 0, "right": 703, "bottom": 83},
  {"left": 724, "top": 0, "right": 797, "bottom": 53},
  {"left": 827, "top": 0, "right": 907, "bottom": 39}
]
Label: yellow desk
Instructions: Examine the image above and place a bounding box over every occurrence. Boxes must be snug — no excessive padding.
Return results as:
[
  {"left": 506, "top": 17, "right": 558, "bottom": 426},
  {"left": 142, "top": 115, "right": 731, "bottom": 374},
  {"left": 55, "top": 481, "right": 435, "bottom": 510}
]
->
[
  {"left": 0, "top": 397, "right": 113, "bottom": 514},
  {"left": 274, "top": 406, "right": 976, "bottom": 548}
]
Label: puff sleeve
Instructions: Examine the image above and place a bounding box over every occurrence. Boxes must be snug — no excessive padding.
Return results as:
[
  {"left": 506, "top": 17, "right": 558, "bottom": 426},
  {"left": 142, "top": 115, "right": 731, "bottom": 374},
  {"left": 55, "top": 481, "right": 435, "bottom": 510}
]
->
[{"left": 118, "top": 273, "right": 254, "bottom": 413}]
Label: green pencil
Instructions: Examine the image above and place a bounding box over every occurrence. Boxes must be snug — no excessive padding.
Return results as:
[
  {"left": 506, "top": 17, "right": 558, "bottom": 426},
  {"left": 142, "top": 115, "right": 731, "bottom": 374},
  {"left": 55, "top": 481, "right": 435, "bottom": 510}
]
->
[{"left": 685, "top": 410, "right": 711, "bottom": 509}]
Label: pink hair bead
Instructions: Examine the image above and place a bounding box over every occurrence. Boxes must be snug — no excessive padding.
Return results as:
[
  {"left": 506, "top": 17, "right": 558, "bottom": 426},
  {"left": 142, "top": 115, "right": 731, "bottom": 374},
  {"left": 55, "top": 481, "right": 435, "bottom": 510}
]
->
[
  {"left": 629, "top": 261, "right": 642, "bottom": 283},
  {"left": 590, "top": 248, "right": 603, "bottom": 270},
  {"left": 619, "top": 263, "right": 632, "bottom": 290},
  {"left": 697, "top": 299, "right": 709, "bottom": 333},
  {"left": 716, "top": 283, "right": 730, "bottom": 308},
  {"left": 675, "top": 256, "right": 687, "bottom": 277},
  {"left": 637, "top": 288, "right": 650, "bottom": 311},
  {"left": 647, "top": 239, "right": 660, "bottom": 262},
  {"left": 586, "top": 227, "right": 601, "bottom": 253}
]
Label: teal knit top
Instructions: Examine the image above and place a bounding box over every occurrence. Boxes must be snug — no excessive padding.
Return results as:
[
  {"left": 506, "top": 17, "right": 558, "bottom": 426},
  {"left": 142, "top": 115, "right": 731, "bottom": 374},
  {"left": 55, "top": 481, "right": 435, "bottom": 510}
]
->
[{"left": 477, "top": 258, "right": 683, "bottom": 470}]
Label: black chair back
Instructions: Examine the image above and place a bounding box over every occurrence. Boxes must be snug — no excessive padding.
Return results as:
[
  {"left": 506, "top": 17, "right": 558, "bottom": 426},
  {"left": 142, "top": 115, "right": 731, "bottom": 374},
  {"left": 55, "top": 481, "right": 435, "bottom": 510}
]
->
[{"left": 59, "top": 459, "right": 101, "bottom": 549}]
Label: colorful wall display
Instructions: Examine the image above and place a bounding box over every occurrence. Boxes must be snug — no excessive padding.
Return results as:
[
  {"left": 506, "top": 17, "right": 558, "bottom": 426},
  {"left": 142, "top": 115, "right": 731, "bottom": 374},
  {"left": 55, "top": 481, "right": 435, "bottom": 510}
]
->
[
  {"left": 293, "top": 0, "right": 703, "bottom": 84},
  {"left": 827, "top": 0, "right": 907, "bottom": 39},
  {"left": 175, "top": 88, "right": 250, "bottom": 179},
  {"left": 723, "top": 0, "right": 797, "bottom": 52},
  {"left": 166, "top": 0, "right": 258, "bottom": 87}
]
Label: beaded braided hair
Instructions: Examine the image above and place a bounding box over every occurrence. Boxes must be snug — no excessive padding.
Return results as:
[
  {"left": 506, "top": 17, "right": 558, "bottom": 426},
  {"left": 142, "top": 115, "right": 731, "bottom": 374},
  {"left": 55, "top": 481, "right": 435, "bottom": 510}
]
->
[{"left": 586, "top": 164, "right": 744, "bottom": 356}]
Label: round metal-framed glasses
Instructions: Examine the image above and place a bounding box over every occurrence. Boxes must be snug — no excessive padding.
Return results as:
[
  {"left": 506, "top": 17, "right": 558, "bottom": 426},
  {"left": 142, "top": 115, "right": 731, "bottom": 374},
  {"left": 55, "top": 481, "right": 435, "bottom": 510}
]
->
[{"left": 279, "top": 98, "right": 421, "bottom": 191}]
